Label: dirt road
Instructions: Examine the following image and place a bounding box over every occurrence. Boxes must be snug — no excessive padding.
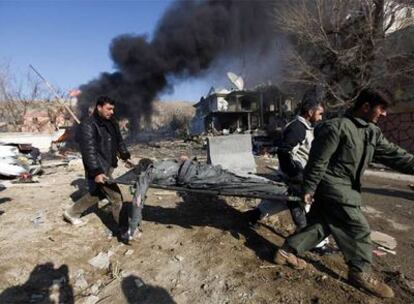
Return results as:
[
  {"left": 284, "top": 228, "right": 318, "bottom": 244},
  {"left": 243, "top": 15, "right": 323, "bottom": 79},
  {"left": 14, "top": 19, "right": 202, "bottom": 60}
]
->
[{"left": 0, "top": 141, "right": 413, "bottom": 303}]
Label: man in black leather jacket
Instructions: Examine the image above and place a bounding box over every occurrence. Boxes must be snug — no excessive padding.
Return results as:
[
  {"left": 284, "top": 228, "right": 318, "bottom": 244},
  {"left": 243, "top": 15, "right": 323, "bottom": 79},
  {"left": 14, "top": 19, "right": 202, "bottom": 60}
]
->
[{"left": 63, "top": 96, "right": 131, "bottom": 231}]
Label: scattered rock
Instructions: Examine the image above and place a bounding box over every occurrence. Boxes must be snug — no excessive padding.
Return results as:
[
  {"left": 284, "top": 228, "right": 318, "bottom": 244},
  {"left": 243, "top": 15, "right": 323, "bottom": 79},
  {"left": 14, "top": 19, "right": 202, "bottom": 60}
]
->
[
  {"left": 74, "top": 269, "right": 88, "bottom": 290},
  {"left": 31, "top": 210, "right": 45, "bottom": 226},
  {"left": 396, "top": 272, "right": 414, "bottom": 291},
  {"left": 134, "top": 277, "right": 145, "bottom": 289},
  {"left": 82, "top": 295, "right": 99, "bottom": 304},
  {"left": 124, "top": 249, "right": 134, "bottom": 256},
  {"left": 316, "top": 274, "right": 328, "bottom": 282},
  {"left": 174, "top": 255, "right": 184, "bottom": 262},
  {"left": 88, "top": 251, "right": 114, "bottom": 269},
  {"left": 89, "top": 280, "right": 103, "bottom": 295},
  {"left": 371, "top": 230, "right": 397, "bottom": 250},
  {"left": 275, "top": 271, "right": 284, "bottom": 279}
]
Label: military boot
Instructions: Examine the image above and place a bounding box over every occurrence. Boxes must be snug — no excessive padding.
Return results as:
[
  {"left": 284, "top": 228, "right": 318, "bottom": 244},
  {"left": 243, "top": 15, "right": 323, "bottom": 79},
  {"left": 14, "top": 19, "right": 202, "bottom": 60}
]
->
[
  {"left": 274, "top": 245, "right": 307, "bottom": 270},
  {"left": 348, "top": 271, "right": 394, "bottom": 298}
]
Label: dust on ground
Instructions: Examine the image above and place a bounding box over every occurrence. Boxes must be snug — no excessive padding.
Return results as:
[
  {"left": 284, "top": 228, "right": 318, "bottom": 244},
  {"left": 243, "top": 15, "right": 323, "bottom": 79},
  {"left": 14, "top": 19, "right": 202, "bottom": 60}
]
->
[{"left": 0, "top": 140, "right": 413, "bottom": 303}]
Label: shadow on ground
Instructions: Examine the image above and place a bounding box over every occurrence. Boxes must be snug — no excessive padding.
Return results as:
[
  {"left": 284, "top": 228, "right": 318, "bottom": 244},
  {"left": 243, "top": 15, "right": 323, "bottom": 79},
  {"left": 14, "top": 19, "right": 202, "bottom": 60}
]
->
[
  {"left": 143, "top": 193, "right": 279, "bottom": 263},
  {"left": 0, "top": 197, "right": 11, "bottom": 204},
  {"left": 122, "top": 275, "right": 176, "bottom": 304},
  {"left": 0, "top": 262, "right": 74, "bottom": 303}
]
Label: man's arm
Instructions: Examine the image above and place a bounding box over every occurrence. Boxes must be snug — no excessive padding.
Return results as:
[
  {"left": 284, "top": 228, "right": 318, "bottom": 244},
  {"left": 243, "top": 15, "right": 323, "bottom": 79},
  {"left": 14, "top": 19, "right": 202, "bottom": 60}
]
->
[
  {"left": 374, "top": 131, "right": 414, "bottom": 174},
  {"left": 277, "top": 121, "right": 306, "bottom": 177},
  {"left": 80, "top": 121, "right": 104, "bottom": 178},
  {"left": 303, "top": 123, "right": 340, "bottom": 195}
]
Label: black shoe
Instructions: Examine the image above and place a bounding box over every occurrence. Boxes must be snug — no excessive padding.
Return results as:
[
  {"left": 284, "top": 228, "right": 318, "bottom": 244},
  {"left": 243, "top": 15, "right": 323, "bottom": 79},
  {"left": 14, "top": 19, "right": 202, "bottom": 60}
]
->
[
  {"left": 288, "top": 201, "right": 307, "bottom": 229},
  {"left": 244, "top": 208, "right": 261, "bottom": 226},
  {"left": 118, "top": 227, "right": 131, "bottom": 244}
]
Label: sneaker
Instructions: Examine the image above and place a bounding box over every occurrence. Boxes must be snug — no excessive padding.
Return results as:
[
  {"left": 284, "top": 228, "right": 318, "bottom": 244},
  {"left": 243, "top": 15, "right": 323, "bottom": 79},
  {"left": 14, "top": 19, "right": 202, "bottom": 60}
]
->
[
  {"left": 130, "top": 228, "right": 143, "bottom": 241},
  {"left": 62, "top": 210, "right": 87, "bottom": 226},
  {"left": 348, "top": 271, "right": 394, "bottom": 298},
  {"left": 274, "top": 248, "right": 307, "bottom": 270}
]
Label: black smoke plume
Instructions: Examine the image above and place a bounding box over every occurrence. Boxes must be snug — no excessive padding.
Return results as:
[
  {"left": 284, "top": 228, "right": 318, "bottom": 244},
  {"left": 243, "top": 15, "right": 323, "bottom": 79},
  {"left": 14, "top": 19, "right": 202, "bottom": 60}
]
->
[{"left": 78, "top": 0, "right": 285, "bottom": 132}]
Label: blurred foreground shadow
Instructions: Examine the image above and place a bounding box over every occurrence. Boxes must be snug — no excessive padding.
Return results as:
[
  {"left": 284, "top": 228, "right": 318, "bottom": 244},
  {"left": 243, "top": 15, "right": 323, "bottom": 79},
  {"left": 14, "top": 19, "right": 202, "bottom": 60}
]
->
[
  {"left": 122, "top": 275, "right": 176, "bottom": 304},
  {"left": 0, "top": 262, "right": 74, "bottom": 303}
]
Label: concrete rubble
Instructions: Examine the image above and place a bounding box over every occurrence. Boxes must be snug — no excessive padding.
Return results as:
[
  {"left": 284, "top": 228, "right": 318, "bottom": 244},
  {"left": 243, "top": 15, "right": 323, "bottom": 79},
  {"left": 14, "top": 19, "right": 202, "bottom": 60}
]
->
[
  {"left": 371, "top": 230, "right": 397, "bottom": 250},
  {"left": 88, "top": 251, "right": 114, "bottom": 270},
  {"left": 74, "top": 269, "right": 88, "bottom": 290}
]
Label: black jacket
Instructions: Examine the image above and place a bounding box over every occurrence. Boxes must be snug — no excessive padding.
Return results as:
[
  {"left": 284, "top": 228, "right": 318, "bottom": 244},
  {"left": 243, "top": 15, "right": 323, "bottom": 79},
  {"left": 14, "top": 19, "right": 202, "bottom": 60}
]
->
[{"left": 79, "top": 112, "right": 130, "bottom": 178}]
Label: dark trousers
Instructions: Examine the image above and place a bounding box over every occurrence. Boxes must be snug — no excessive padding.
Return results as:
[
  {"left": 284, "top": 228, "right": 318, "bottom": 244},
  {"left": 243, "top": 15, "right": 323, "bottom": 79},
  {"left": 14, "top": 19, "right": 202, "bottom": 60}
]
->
[
  {"left": 286, "top": 198, "right": 372, "bottom": 272},
  {"left": 68, "top": 180, "right": 123, "bottom": 225}
]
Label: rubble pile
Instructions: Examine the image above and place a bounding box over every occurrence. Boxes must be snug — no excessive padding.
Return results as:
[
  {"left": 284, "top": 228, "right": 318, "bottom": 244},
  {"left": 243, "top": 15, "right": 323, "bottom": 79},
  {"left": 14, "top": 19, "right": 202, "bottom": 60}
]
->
[{"left": 0, "top": 144, "right": 41, "bottom": 178}]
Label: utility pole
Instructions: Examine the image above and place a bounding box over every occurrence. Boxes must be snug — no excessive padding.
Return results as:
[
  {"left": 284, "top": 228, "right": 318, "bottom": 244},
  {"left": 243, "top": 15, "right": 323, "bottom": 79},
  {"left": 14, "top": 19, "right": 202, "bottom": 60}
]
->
[{"left": 29, "top": 64, "right": 80, "bottom": 124}]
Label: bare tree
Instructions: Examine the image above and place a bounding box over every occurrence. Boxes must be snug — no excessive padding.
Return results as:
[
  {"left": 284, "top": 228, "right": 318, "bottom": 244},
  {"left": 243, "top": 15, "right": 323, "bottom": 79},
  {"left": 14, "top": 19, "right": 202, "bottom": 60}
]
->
[
  {"left": 276, "top": 0, "right": 414, "bottom": 108},
  {"left": 0, "top": 61, "right": 53, "bottom": 130}
]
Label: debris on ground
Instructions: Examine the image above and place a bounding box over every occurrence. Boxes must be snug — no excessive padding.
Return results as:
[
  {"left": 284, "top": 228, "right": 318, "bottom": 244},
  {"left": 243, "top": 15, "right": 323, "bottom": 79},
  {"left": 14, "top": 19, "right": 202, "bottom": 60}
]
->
[
  {"left": 0, "top": 139, "right": 413, "bottom": 303},
  {"left": 82, "top": 295, "right": 100, "bottom": 304},
  {"left": 377, "top": 246, "right": 397, "bottom": 255},
  {"left": 371, "top": 230, "right": 397, "bottom": 249},
  {"left": 88, "top": 251, "right": 114, "bottom": 270},
  {"left": 0, "top": 144, "right": 42, "bottom": 177},
  {"left": 0, "top": 129, "right": 66, "bottom": 153},
  {"left": 372, "top": 249, "right": 387, "bottom": 257},
  {"left": 74, "top": 269, "right": 88, "bottom": 290},
  {"left": 88, "top": 280, "right": 103, "bottom": 295},
  {"left": 124, "top": 249, "right": 134, "bottom": 256},
  {"left": 30, "top": 210, "right": 45, "bottom": 226}
]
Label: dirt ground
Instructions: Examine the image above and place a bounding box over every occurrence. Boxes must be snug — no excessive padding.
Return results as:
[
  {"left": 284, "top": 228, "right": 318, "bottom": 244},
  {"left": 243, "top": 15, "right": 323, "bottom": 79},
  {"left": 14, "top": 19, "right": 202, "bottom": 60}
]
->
[{"left": 0, "top": 140, "right": 413, "bottom": 304}]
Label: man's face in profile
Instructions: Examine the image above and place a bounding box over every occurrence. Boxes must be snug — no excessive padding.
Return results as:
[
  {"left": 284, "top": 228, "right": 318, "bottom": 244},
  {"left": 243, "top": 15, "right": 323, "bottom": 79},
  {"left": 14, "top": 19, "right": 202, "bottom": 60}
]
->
[
  {"left": 362, "top": 103, "right": 387, "bottom": 124},
  {"left": 97, "top": 103, "right": 115, "bottom": 120}
]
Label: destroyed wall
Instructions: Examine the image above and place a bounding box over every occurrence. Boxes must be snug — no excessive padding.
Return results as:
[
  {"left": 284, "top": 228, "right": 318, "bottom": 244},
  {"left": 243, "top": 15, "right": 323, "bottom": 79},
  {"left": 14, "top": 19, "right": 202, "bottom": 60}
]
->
[
  {"left": 379, "top": 109, "right": 414, "bottom": 154},
  {"left": 0, "top": 101, "right": 74, "bottom": 133}
]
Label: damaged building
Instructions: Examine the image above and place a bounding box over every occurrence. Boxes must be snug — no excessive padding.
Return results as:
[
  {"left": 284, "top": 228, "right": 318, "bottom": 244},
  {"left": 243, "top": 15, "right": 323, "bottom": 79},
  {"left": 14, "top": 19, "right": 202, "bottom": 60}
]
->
[{"left": 190, "top": 84, "right": 297, "bottom": 138}]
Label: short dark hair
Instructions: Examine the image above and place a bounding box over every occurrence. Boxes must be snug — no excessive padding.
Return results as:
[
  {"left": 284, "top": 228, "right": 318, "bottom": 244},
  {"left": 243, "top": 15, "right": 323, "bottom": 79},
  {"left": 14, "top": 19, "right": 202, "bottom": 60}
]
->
[
  {"left": 299, "top": 89, "right": 324, "bottom": 116},
  {"left": 95, "top": 96, "right": 115, "bottom": 108},
  {"left": 353, "top": 88, "right": 394, "bottom": 110}
]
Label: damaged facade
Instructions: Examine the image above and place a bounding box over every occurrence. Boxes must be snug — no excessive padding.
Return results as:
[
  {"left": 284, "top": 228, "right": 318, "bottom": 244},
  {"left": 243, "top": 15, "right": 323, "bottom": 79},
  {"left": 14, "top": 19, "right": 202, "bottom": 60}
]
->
[{"left": 190, "top": 85, "right": 297, "bottom": 137}]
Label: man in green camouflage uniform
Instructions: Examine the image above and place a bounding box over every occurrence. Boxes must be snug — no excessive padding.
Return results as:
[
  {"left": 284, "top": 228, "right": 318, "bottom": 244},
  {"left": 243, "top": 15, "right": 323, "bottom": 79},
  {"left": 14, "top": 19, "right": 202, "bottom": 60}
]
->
[{"left": 274, "top": 88, "right": 414, "bottom": 298}]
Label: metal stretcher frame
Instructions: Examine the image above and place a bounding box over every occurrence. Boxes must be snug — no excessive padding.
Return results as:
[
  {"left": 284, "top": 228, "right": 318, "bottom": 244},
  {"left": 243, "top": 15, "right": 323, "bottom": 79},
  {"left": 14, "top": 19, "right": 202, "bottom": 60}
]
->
[
  {"left": 150, "top": 184, "right": 301, "bottom": 201},
  {"left": 113, "top": 179, "right": 301, "bottom": 202}
]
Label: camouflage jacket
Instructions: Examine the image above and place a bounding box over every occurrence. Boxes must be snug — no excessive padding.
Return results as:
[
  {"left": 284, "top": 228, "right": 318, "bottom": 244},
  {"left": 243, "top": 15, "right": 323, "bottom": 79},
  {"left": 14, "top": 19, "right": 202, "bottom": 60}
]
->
[{"left": 303, "top": 114, "right": 414, "bottom": 206}]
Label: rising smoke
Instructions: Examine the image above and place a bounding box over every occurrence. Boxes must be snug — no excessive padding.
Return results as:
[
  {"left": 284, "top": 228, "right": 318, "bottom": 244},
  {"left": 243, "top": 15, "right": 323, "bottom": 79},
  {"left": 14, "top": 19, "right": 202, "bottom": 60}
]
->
[{"left": 78, "top": 0, "right": 287, "bottom": 131}]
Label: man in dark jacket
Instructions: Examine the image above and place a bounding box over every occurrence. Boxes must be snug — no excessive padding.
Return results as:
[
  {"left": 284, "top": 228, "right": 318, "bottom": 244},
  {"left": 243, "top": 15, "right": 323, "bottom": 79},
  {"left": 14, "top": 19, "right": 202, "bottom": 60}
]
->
[
  {"left": 63, "top": 96, "right": 131, "bottom": 230},
  {"left": 245, "top": 92, "right": 325, "bottom": 230},
  {"left": 274, "top": 89, "right": 414, "bottom": 298}
]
